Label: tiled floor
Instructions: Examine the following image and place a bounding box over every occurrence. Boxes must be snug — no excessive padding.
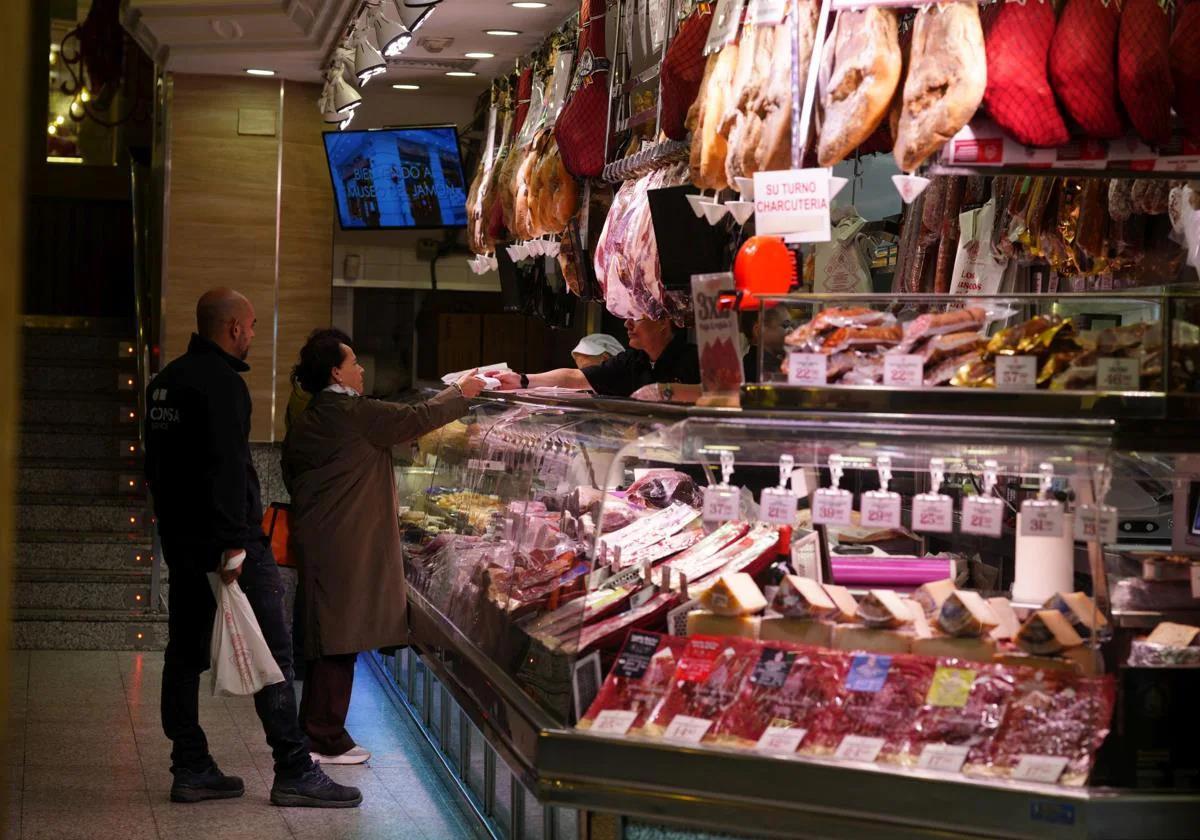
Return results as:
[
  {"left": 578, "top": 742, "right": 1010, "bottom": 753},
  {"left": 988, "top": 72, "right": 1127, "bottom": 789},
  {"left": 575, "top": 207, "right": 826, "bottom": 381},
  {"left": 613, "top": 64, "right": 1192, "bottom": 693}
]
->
[{"left": 2, "top": 651, "right": 485, "bottom": 840}]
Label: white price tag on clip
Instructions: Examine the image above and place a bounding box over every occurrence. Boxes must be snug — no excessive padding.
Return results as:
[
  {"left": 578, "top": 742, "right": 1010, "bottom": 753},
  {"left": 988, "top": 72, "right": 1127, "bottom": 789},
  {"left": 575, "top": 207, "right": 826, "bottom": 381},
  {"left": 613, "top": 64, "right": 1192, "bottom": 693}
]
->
[
  {"left": 663, "top": 715, "right": 713, "bottom": 744},
  {"left": 962, "top": 496, "right": 1005, "bottom": 538},
  {"left": 1074, "top": 503, "right": 1118, "bottom": 544},
  {"left": 761, "top": 486, "right": 797, "bottom": 526},
  {"left": 913, "top": 494, "right": 954, "bottom": 534},
  {"left": 755, "top": 725, "right": 807, "bottom": 755},
  {"left": 591, "top": 709, "right": 637, "bottom": 736},
  {"left": 1012, "top": 755, "right": 1069, "bottom": 784},
  {"left": 995, "top": 355, "right": 1038, "bottom": 391},
  {"left": 812, "top": 489, "right": 853, "bottom": 526},
  {"left": 835, "top": 735, "right": 885, "bottom": 764},
  {"left": 861, "top": 491, "right": 902, "bottom": 530},
  {"left": 703, "top": 486, "right": 740, "bottom": 524},
  {"left": 884, "top": 354, "right": 925, "bottom": 388},
  {"left": 1020, "top": 500, "right": 1065, "bottom": 538},
  {"left": 787, "top": 352, "right": 828, "bottom": 386},
  {"left": 917, "top": 743, "right": 970, "bottom": 774}
]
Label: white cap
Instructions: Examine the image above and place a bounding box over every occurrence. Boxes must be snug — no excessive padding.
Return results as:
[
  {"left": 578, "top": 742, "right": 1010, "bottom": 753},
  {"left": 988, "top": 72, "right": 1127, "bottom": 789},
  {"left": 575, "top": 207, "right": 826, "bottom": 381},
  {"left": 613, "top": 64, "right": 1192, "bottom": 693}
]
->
[{"left": 572, "top": 334, "right": 625, "bottom": 358}]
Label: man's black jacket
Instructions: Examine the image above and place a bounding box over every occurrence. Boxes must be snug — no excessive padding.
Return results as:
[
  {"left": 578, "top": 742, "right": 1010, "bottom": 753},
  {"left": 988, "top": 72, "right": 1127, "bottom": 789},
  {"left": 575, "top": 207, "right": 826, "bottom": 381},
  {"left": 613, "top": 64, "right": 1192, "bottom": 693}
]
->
[{"left": 144, "top": 334, "right": 265, "bottom": 571}]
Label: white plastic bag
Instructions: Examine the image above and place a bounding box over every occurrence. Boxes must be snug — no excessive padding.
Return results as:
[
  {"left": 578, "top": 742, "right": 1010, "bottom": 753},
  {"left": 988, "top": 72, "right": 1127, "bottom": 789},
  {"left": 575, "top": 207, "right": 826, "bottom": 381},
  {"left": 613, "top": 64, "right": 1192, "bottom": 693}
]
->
[
  {"left": 949, "top": 198, "right": 1009, "bottom": 297},
  {"left": 208, "top": 574, "right": 285, "bottom": 696}
]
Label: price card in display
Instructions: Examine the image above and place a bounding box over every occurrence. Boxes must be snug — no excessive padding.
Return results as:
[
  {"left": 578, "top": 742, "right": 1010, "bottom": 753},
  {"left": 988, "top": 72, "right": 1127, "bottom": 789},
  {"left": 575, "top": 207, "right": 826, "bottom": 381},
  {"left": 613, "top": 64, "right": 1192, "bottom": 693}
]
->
[
  {"left": 912, "top": 493, "right": 954, "bottom": 534},
  {"left": 755, "top": 725, "right": 807, "bottom": 755},
  {"left": 1020, "top": 500, "right": 1065, "bottom": 538},
  {"left": 663, "top": 715, "right": 713, "bottom": 744},
  {"left": 1012, "top": 755, "right": 1069, "bottom": 784},
  {"left": 961, "top": 496, "right": 1005, "bottom": 538},
  {"left": 787, "top": 352, "right": 828, "bottom": 386},
  {"left": 760, "top": 486, "right": 797, "bottom": 526},
  {"left": 917, "top": 743, "right": 970, "bottom": 774},
  {"left": 812, "top": 488, "right": 853, "bottom": 526},
  {"left": 705, "top": 0, "right": 747, "bottom": 53},
  {"left": 995, "top": 355, "right": 1037, "bottom": 391},
  {"left": 884, "top": 354, "right": 925, "bottom": 388},
  {"left": 703, "top": 486, "right": 740, "bottom": 523},
  {"left": 835, "top": 735, "right": 885, "bottom": 764},
  {"left": 590, "top": 709, "right": 637, "bottom": 736},
  {"left": 1097, "top": 357, "right": 1140, "bottom": 391},
  {"left": 1073, "top": 504, "right": 1118, "bottom": 544},
  {"left": 860, "top": 491, "right": 902, "bottom": 530}
]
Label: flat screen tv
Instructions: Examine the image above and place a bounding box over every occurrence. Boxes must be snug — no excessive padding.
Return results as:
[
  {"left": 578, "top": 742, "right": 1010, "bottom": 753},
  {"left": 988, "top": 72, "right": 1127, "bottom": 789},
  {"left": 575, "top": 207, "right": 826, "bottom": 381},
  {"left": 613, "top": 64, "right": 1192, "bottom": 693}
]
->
[{"left": 322, "top": 125, "right": 468, "bottom": 230}]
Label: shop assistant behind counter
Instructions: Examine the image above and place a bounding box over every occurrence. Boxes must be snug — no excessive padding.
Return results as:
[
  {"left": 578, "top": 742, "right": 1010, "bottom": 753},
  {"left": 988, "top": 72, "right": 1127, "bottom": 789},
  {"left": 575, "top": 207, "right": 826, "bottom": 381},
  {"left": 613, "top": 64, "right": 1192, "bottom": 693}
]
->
[{"left": 492, "top": 317, "right": 700, "bottom": 399}]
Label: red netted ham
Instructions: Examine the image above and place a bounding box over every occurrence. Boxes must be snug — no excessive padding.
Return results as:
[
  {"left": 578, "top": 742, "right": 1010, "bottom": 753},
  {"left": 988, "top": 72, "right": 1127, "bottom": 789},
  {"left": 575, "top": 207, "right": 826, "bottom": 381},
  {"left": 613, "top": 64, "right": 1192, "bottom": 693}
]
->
[
  {"left": 643, "top": 636, "right": 760, "bottom": 740},
  {"left": 1049, "top": 0, "right": 1126, "bottom": 139},
  {"left": 1171, "top": 0, "right": 1200, "bottom": 141},
  {"left": 1118, "top": 0, "right": 1174, "bottom": 146},
  {"left": 659, "top": 6, "right": 713, "bottom": 141},
  {"left": 896, "top": 661, "right": 1016, "bottom": 767},
  {"left": 982, "top": 0, "right": 1069, "bottom": 148},
  {"left": 577, "top": 631, "right": 688, "bottom": 735},
  {"left": 555, "top": 0, "right": 612, "bottom": 178}
]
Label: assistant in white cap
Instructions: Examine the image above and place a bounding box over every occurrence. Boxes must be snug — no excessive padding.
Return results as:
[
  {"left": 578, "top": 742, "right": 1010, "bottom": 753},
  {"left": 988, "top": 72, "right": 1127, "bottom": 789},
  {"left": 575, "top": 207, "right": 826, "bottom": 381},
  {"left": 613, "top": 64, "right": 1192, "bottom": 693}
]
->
[{"left": 571, "top": 333, "right": 625, "bottom": 369}]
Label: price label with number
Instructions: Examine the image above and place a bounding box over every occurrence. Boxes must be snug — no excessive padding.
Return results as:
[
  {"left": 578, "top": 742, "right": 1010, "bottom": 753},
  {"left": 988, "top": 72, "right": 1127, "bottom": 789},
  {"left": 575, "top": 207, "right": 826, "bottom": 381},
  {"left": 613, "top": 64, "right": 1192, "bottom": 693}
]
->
[
  {"left": 755, "top": 725, "right": 807, "bottom": 755},
  {"left": 1073, "top": 503, "right": 1118, "bottom": 544},
  {"left": 1020, "top": 500, "right": 1065, "bottom": 538},
  {"left": 913, "top": 493, "right": 954, "bottom": 534},
  {"left": 591, "top": 709, "right": 637, "bottom": 736},
  {"left": 760, "top": 486, "right": 798, "bottom": 526},
  {"left": 812, "top": 488, "right": 854, "bottom": 525},
  {"left": 961, "top": 496, "right": 1004, "bottom": 538},
  {"left": 835, "top": 735, "right": 885, "bottom": 764},
  {"left": 1012, "top": 755, "right": 1069, "bottom": 784},
  {"left": 995, "top": 355, "right": 1038, "bottom": 391},
  {"left": 703, "top": 486, "right": 740, "bottom": 523},
  {"left": 1097, "top": 357, "right": 1140, "bottom": 391},
  {"left": 917, "top": 743, "right": 970, "bottom": 774},
  {"left": 884, "top": 354, "right": 925, "bottom": 388},
  {"left": 860, "top": 491, "right": 902, "bottom": 530},
  {"left": 663, "top": 715, "right": 713, "bottom": 744},
  {"left": 787, "top": 352, "right": 828, "bottom": 386}
]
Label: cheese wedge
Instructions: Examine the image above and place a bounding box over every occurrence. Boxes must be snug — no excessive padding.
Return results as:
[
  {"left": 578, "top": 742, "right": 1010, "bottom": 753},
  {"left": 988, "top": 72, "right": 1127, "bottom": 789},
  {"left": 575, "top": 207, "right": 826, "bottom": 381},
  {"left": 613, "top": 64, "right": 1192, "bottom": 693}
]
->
[
  {"left": 686, "top": 610, "right": 761, "bottom": 640},
  {"left": 701, "top": 573, "right": 768, "bottom": 617},
  {"left": 772, "top": 575, "right": 838, "bottom": 619},
  {"left": 1043, "top": 591, "right": 1109, "bottom": 635},
  {"left": 821, "top": 584, "right": 860, "bottom": 622},
  {"left": 902, "top": 598, "right": 933, "bottom": 639},
  {"left": 832, "top": 624, "right": 914, "bottom": 655},
  {"left": 1016, "top": 609, "right": 1084, "bottom": 655},
  {"left": 1146, "top": 621, "right": 1200, "bottom": 648},
  {"left": 759, "top": 617, "right": 834, "bottom": 648},
  {"left": 914, "top": 578, "right": 957, "bottom": 617},
  {"left": 857, "top": 589, "right": 911, "bottom": 629},
  {"left": 987, "top": 597, "right": 1021, "bottom": 642},
  {"left": 912, "top": 634, "right": 997, "bottom": 663},
  {"left": 937, "top": 590, "right": 1000, "bottom": 638}
]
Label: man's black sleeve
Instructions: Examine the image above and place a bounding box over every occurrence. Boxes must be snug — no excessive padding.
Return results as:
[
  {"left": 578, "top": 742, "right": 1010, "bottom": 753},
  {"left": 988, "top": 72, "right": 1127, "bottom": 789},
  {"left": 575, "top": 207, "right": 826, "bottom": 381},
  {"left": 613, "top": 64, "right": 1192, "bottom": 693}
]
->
[
  {"left": 204, "top": 374, "right": 251, "bottom": 552},
  {"left": 581, "top": 352, "right": 636, "bottom": 398}
]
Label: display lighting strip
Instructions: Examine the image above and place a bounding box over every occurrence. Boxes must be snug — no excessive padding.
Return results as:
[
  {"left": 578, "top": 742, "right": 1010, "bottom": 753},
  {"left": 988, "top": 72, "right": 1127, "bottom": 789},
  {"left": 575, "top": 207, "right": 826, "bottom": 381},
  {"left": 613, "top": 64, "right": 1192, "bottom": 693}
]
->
[{"left": 318, "top": 0, "right": 443, "bottom": 130}]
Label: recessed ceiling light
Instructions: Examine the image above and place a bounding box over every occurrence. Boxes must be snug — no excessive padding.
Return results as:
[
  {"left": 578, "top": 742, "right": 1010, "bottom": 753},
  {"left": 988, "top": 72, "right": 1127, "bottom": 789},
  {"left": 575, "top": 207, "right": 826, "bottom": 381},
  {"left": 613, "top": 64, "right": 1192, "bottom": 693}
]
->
[
  {"left": 510, "top": 2, "right": 548, "bottom": 8},
  {"left": 446, "top": 71, "right": 477, "bottom": 77},
  {"left": 484, "top": 29, "right": 521, "bottom": 36},
  {"left": 464, "top": 52, "right": 495, "bottom": 59},
  {"left": 393, "top": 83, "right": 421, "bottom": 90},
  {"left": 244, "top": 68, "right": 276, "bottom": 76}
]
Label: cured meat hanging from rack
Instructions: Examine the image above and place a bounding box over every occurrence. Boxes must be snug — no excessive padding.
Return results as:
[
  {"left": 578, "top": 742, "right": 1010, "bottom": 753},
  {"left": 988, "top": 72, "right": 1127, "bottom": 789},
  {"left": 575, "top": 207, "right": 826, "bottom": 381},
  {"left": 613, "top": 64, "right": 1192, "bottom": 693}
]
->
[
  {"left": 659, "top": 4, "right": 714, "bottom": 141},
  {"left": 1171, "top": 0, "right": 1200, "bottom": 141},
  {"left": 894, "top": 0, "right": 988, "bottom": 173},
  {"left": 482, "top": 96, "right": 516, "bottom": 249},
  {"left": 556, "top": 0, "right": 613, "bottom": 179},
  {"left": 1049, "top": 0, "right": 1126, "bottom": 140},
  {"left": 756, "top": 1, "right": 819, "bottom": 173},
  {"left": 722, "top": 18, "right": 775, "bottom": 185},
  {"left": 982, "top": 0, "right": 1070, "bottom": 148},
  {"left": 1118, "top": 0, "right": 1174, "bottom": 147},
  {"left": 500, "top": 66, "right": 535, "bottom": 233},
  {"left": 690, "top": 40, "right": 740, "bottom": 191}
]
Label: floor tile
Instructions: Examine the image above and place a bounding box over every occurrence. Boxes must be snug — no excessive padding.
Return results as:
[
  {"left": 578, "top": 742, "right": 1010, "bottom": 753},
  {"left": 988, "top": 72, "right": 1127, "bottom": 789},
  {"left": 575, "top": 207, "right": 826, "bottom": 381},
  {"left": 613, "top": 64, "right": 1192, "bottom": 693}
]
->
[
  {"left": 23, "top": 763, "right": 149, "bottom": 792},
  {"left": 150, "top": 784, "right": 293, "bottom": 840},
  {"left": 19, "top": 789, "right": 157, "bottom": 840}
]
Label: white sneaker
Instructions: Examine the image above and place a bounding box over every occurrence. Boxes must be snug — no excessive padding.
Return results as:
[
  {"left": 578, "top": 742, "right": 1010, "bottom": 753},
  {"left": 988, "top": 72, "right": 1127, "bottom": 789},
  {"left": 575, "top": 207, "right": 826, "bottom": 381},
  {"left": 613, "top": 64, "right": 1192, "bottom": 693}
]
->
[{"left": 311, "top": 746, "right": 371, "bottom": 766}]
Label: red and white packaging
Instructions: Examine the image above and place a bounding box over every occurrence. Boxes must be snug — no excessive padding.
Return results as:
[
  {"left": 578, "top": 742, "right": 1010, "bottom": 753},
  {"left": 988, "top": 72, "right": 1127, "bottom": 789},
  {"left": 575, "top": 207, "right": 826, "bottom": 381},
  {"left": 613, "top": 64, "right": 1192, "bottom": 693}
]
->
[
  {"left": 896, "top": 660, "right": 1016, "bottom": 769},
  {"left": 577, "top": 631, "right": 688, "bottom": 735},
  {"left": 643, "top": 636, "right": 761, "bottom": 739}
]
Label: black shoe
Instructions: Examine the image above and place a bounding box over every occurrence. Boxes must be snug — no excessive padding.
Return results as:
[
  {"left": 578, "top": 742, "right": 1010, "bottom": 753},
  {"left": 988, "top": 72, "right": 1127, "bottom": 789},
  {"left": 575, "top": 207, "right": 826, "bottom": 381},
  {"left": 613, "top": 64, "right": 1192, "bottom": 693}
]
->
[
  {"left": 270, "top": 764, "right": 363, "bottom": 808},
  {"left": 170, "top": 763, "right": 245, "bottom": 803}
]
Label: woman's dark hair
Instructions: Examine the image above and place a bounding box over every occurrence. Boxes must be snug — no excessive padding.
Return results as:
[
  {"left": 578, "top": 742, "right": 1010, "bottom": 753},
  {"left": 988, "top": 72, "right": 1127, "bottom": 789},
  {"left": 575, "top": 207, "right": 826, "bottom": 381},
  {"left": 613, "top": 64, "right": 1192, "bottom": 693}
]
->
[{"left": 292, "top": 328, "right": 354, "bottom": 394}]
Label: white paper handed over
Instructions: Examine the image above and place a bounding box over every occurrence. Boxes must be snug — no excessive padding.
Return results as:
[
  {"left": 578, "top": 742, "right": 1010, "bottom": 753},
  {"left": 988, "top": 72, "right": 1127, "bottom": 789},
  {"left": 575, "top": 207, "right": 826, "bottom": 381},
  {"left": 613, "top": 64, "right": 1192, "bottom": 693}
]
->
[{"left": 207, "top": 575, "right": 285, "bottom": 696}]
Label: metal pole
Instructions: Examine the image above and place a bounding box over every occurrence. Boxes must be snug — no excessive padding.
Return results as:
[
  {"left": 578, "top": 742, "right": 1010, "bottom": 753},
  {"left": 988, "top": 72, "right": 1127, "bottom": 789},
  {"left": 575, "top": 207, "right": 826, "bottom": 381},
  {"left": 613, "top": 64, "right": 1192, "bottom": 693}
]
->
[{"left": 602, "top": 0, "right": 624, "bottom": 168}]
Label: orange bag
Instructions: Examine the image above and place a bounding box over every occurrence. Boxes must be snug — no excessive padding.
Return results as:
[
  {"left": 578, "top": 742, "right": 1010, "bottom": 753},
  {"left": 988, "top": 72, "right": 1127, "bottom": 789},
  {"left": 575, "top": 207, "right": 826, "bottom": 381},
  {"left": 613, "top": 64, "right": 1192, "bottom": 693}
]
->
[{"left": 262, "top": 503, "right": 294, "bottom": 568}]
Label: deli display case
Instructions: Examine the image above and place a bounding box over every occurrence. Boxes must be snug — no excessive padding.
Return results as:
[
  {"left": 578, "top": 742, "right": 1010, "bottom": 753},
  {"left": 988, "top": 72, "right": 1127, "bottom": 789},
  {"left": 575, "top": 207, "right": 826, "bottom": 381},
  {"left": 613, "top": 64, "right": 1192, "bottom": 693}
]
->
[{"left": 383, "top": 362, "right": 1200, "bottom": 838}]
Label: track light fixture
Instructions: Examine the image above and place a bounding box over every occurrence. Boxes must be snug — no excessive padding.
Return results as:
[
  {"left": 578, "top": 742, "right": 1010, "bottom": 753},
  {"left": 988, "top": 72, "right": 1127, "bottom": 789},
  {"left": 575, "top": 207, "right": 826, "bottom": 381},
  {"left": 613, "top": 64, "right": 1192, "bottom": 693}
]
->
[
  {"left": 396, "top": 0, "right": 439, "bottom": 33},
  {"left": 353, "top": 31, "right": 387, "bottom": 84},
  {"left": 374, "top": 1, "right": 412, "bottom": 57},
  {"left": 318, "top": 84, "right": 355, "bottom": 130}
]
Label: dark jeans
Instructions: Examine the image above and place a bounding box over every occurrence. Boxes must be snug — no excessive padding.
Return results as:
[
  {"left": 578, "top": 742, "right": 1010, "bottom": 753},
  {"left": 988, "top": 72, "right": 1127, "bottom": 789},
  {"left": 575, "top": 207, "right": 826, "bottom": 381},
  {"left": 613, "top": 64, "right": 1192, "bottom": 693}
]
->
[
  {"left": 161, "top": 540, "right": 313, "bottom": 779},
  {"left": 299, "top": 653, "right": 358, "bottom": 756}
]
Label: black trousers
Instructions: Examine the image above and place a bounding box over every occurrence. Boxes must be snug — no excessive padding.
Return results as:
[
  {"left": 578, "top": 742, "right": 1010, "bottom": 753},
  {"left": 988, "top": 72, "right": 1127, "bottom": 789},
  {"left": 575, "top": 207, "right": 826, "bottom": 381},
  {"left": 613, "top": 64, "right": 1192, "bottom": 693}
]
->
[
  {"left": 161, "top": 540, "right": 313, "bottom": 779},
  {"left": 299, "top": 653, "right": 358, "bottom": 756}
]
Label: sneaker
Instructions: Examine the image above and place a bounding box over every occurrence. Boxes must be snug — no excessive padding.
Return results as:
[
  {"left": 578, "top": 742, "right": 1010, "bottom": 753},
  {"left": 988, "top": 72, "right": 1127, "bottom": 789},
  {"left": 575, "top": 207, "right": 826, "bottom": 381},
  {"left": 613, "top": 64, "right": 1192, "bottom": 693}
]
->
[
  {"left": 310, "top": 745, "right": 371, "bottom": 766},
  {"left": 271, "top": 765, "right": 363, "bottom": 809},
  {"left": 170, "top": 763, "right": 245, "bottom": 803}
]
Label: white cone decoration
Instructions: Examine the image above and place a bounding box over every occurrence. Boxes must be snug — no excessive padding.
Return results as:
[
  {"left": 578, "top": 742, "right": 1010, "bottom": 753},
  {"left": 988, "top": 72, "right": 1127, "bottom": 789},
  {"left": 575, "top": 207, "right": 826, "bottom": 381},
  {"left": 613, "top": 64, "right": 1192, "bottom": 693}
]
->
[
  {"left": 702, "top": 201, "right": 730, "bottom": 225},
  {"left": 726, "top": 200, "right": 755, "bottom": 225},
  {"left": 734, "top": 177, "right": 756, "bottom": 199},
  {"left": 829, "top": 176, "right": 850, "bottom": 200},
  {"left": 686, "top": 193, "right": 709, "bottom": 218},
  {"left": 892, "top": 174, "right": 932, "bottom": 205}
]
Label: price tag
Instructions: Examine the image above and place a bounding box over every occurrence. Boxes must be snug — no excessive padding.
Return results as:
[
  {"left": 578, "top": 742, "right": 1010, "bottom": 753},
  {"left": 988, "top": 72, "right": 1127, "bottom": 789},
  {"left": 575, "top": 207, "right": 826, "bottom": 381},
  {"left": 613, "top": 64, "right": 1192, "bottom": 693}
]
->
[
  {"left": 705, "top": 0, "right": 746, "bottom": 53},
  {"left": 787, "top": 352, "right": 828, "bottom": 386},
  {"left": 1097, "top": 357, "right": 1140, "bottom": 391},
  {"left": 912, "top": 494, "right": 954, "bottom": 534},
  {"left": 1073, "top": 504, "right": 1118, "bottom": 544},
  {"left": 995, "top": 355, "right": 1038, "bottom": 391},
  {"left": 663, "top": 715, "right": 713, "bottom": 744},
  {"left": 917, "top": 743, "right": 970, "bottom": 774},
  {"left": 760, "top": 486, "right": 797, "bottom": 526},
  {"left": 961, "top": 496, "right": 1005, "bottom": 538},
  {"left": 1020, "top": 500, "right": 1065, "bottom": 539},
  {"left": 884, "top": 354, "right": 925, "bottom": 388},
  {"left": 812, "top": 488, "right": 853, "bottom": 526},
  {"left": 860, "top": 491, "right": 902, "bottom": 530},
  {"left": 1012, "top": 755, "right": 1069, "bottom": 784},
  {"left": 755, "top": 725, "right": 807, "bottom": 755},
  {"left": 703, "top": 486, "right": 740, "bottom": 523},
  {"left": 591, "top": 709, "right": 637, "bottom": 736},
  {"left": 835, "top": 735, "right": 885, "bottom": 764}
]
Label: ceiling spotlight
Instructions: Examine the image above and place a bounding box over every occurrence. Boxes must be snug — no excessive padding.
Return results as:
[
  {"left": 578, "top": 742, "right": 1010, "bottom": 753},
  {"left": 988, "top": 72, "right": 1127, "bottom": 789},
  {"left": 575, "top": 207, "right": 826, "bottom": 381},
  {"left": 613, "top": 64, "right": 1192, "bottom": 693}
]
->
[
  {"left": 244, "top": 68, "right": 276, "bottom": 76},
  {"left": 354, "top": 33, "right": 387, "bottom": 84},
  {"left": 464, "top": 52, "right": 494, "bottom": 59},
  {"left": 485, "top": 29, "right": 521, "bottom": 36},
  {"left": 446, "top": 71, "right": 477, "bottom": 77},
  {"left": 511, "top": 2, "right": 548, "bottom": 7},
  {"left": 396, "top": 1, "right": 437, "bottom": 33},
  {"left": 392, "top": 83, "right": 421, "bottom": 90},
  {"left": 375, "top": 7, "right": 412, "bottom": 56},
  {"left": 331, "top": 71, "right": 363, "bottom": 113}
]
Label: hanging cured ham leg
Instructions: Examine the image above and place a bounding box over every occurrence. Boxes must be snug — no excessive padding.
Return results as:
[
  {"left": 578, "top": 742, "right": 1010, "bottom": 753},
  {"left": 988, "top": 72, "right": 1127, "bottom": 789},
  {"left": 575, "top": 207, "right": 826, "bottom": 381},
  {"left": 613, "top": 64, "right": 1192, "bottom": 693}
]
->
[{"left": 556, "top": 0, "right": 613, "bottom": 178}]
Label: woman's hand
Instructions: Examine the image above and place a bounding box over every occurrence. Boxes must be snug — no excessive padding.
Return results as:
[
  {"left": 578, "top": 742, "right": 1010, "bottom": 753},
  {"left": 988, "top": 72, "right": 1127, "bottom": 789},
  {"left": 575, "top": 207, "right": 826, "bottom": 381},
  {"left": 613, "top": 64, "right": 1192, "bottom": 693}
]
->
[{"left": 456, "top": 371, "right": 487, "bottom": 398}]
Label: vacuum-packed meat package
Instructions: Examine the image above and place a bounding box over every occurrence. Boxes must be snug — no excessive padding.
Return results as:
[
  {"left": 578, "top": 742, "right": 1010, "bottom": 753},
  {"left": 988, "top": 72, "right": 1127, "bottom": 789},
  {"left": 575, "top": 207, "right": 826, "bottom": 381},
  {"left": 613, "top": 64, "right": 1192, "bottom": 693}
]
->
[
  {"left": 643, "top": 636, "right": 761, "bottom": 740},
  {"left": 657, "top": 521, "right": 751, "bottom": 586},
  {"left": 896, "top": 661, "right": 1016, "bottom": 768},
  {"left": 564, "top": 590, "right": 679, "bottom": 655},
  {"left": 577, "top": 631, "right": 688, "bottom": 734},
  {"left": 679, "top": 525, "right": 781, "bottom": 596},
  {"left": 628, "top": 470, "right": 703, "bottom": 510}
]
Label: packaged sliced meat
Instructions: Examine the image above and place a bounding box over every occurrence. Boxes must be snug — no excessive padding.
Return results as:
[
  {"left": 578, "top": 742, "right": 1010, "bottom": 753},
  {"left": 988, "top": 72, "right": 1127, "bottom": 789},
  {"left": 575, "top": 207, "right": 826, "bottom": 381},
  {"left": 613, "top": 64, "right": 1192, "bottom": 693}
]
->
[
  {"left": 643, "top": 636, "right": 761, "bottom": 739},
  {"left": 628, "top": 470, "right": 703, "bottom": 510},
  {"left": 896, "top": 661, "right": 1016, "bottom": 767},
  {"left": 662, "top": 523, "right": 772, "bottom": 589},
  {"left": 1118, "top": 0, "right": 1174, "bottom": 147},
  {"left": 903, "top": 307, "right": 988, "bottom": 346},
  {"left": 525, "top": 586, "right": 632, "bottom": 641},
  {"left": 610, "top": 529, "right": 705, "bottom": 572},
  {"left": 906, "top": 331, "right": 987, "bottom": 365},
  {"left": 1172, "top": 1, "right": 1200, "bottom": 140},
  {"left": 598, "top": 502, "right": 701, "bottom": 560},
  {"left": 817, "top": 8, "right": 903, "bottom": 167},
  {"left": 556, "top": 0, "right": 612, "bottom": 178},
  {"left": 932, "top": 350, "right": 987, "bottom": 386},
  {"left": 689, "top": 526, "right": 781, "bottom": 599},
  {"left": 894, "top": 1, "right": 988, "bottom": 172},
  {"left": 710, "top": 646, "right": 849, "bottom": 751},
  {"left": 566, "top": 590, "right": 679, "bottom": 655},
  {"left": 819, "top": 324, "right": 905, "bottom": 354},
  {"left": 577, "top": 631, "right": 687, "bottom": 734},
  {"left": 1050, "top": 0, "right": 1126, "bottom": 139},
  {"left": 784, "top": 308, "right": 896, "bottom": 350},
  {"left": 982, "top": 0, "right": 1070, "bottom": 148},
  {"left": 659, "top": 6, "right": 714, "bottom": 141},
  {"left": 656, "top": 522, "right": 750, "bottom": 585}
]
